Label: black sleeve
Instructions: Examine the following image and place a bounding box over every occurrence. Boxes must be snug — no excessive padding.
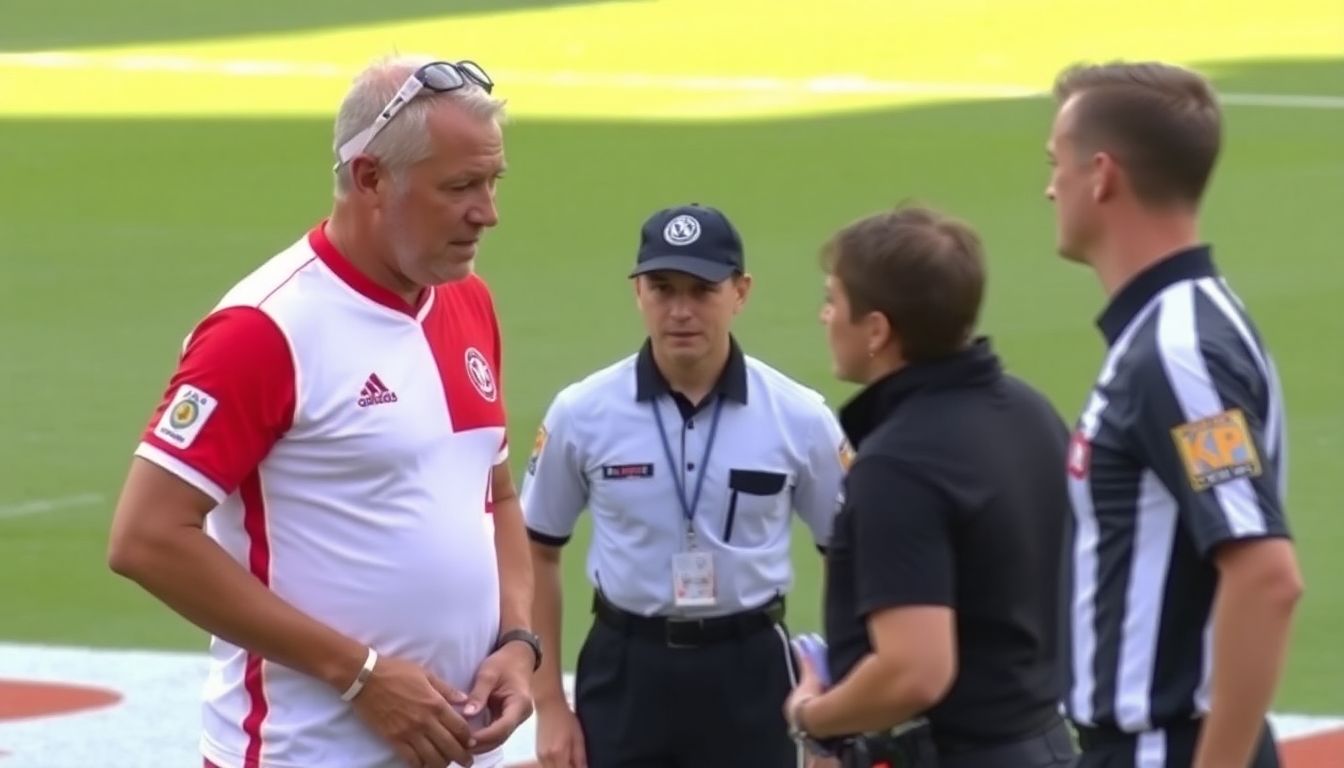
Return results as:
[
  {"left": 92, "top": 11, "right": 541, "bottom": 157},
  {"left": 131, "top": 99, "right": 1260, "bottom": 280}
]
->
[{"left": 847, "top": 455, "right": 955, "bottom": 617}]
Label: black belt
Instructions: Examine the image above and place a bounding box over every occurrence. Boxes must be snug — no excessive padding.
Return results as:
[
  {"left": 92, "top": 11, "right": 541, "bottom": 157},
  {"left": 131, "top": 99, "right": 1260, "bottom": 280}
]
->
[
  {"left": 591, "top": 593, "right": 785, "bottom": 648},
  {"left": 936, "top": 718, "right": 1076, "bottom": 768},
  {"left": 1073, "top": 718, "right": 1201, "bottom": 750},
  {"left": 835, "top": 717, "right": 1076, "bottom": 768}
]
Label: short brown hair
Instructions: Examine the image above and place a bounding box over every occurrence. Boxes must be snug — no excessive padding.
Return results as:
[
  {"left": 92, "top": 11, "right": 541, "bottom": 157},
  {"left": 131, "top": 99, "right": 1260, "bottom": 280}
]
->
[
  {"left": 1054, "top": 61, "right": 1221, "bottom": 205},
  {"left": 821, "top": 205, "right": 985, "bottom": 363}
]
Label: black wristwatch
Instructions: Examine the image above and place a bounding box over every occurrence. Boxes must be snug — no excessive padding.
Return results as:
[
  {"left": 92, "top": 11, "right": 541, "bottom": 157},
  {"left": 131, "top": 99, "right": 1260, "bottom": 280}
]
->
[{"left": 495, "top": 629, "right": 543, "bottom": 672}]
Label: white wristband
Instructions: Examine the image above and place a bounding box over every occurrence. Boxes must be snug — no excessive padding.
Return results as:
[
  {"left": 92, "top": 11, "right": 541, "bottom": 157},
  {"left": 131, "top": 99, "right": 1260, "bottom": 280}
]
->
[{"left": 340, "top": 648, "right": 378, "bottom": 702}]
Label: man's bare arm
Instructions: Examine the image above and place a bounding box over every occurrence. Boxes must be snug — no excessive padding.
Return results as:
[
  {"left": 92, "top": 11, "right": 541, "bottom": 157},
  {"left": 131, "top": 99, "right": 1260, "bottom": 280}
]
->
[
  {"left": 529, "top": 542, "right": 566, "bottom": 707},
  {"left": 108, "top": 458, "right": 366, "bottom": 689},
  {"left": 109, "top": 458, "right": 481, "bottom": 766},
  {"left": 800, "top": 605, "right": 955, "bottom": 737},
  {"left": 1194, "top": 538, "right": 1302, "bottom": 768}
]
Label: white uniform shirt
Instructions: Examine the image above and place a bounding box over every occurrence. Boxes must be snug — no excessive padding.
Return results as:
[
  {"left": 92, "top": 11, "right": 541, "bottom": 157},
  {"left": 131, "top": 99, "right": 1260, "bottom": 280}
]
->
[
  {"left": 520, "top": 340, "right": 847, "bottom": 617},
  {"left": 136, "top": 223, "right": 509, "bottom": 768}
]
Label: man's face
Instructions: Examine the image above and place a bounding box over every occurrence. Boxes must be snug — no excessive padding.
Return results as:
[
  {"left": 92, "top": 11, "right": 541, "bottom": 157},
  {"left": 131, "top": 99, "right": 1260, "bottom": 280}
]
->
[
  {"left": 379, "top": 102, "right": 505, "bottom": 286},
  {"left": 635, "top": 270, "right": 749, "bottom": 368},
  {"left": 1045, "top": 94, "right": 1100, "bottom": 264},
  {"left": 819, "top": 274, "right": 871, "bottom": 384}
]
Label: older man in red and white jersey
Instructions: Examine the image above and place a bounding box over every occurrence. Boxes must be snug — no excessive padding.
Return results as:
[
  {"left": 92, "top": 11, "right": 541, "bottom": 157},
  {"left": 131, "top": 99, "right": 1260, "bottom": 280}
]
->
[{"left": 107, "top": 54, "right": 538, "bottom": 768}]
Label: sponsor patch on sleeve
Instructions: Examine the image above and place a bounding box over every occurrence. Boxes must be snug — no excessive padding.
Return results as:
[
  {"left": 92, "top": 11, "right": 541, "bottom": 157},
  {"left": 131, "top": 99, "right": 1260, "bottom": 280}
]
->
[
  {"left": 838, "top": 438, "right": 855, "bottom": 471},
  {"left": 1170, "top": 408, "right": 1262, "bottom": 491},
  {"left": 154, "top": 384, "right": 218, "bottom": 449},
  {"left": 1067, "top": 431, "right": 1091, "bottom": 478},
  {"left": 527, "top": 425, "right": 548, "bottom": 475}
]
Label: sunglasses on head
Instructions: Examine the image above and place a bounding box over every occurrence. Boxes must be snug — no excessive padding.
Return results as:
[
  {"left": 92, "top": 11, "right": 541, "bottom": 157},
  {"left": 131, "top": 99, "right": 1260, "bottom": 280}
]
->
[{"left": 334, "top": 60, "right": 494, "bottom": 170}]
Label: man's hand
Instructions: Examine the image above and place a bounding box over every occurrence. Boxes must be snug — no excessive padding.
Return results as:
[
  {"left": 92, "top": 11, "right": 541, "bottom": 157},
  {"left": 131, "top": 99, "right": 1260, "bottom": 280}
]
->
[
  {"left": 783, "top": 650, "right": 826, "bottom": 733},
  {"left": 464, "top": 641, "right": 536, "bottom": 754},
  {"left": 535, "top": 699, "right": 588, "bottom": 768},
  {"left": 348, "top": 654, "right": 476, "bottom": 768}
]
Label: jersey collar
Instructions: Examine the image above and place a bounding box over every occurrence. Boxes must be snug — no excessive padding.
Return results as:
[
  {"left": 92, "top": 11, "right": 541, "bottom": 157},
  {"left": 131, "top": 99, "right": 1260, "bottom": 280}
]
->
[
  {"left": 1096, "top": 245, "right": 1217, "bottom": 345},
  {"left": 839, "top": 336, "right": 1002, "bottom": 449},
  {"left": 308, "top": 220, "right": 428, "bottom": 318},
  {"left": 635, "top": 335, "right": 749, "bottom": 407}
]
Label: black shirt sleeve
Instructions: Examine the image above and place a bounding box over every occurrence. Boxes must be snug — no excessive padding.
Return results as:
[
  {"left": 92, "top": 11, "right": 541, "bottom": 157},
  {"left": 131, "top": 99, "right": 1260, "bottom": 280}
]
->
[{"left": 847, "top": 455, "right": 956, "bottom": 617}]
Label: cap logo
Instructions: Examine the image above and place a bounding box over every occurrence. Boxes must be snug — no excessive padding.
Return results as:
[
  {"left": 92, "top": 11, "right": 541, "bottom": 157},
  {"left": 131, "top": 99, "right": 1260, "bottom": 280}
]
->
[{"left": 663, "top": 214, "right": 701, "bottom": 246}]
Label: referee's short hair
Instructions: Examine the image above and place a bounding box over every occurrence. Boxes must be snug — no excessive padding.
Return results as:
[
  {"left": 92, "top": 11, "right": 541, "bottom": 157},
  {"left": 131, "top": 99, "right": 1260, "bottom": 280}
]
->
[
  {"left": 1053, "top": 61, "right": 1221, "bottom": 206},
  {"left": 821, "top": 204, "right": 984, "bottom": 363}
]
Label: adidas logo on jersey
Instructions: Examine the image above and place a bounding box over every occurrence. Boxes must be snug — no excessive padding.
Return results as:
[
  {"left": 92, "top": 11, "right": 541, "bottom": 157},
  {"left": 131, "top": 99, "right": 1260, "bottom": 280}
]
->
[{"left": 358, "top": 373, "right": 399, "bottom": 407}]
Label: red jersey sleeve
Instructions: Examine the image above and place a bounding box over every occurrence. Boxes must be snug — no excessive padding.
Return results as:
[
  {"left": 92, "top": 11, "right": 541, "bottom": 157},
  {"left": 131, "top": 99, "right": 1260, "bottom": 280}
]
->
[{"left": 135, "top": 306, "right": 296, "bottom": 502}]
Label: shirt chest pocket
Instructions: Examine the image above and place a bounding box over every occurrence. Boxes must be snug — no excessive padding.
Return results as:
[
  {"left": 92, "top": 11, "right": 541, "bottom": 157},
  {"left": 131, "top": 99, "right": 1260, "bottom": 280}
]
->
[{"left": 721, "top": 469, "right": 789, "bottom": 547}]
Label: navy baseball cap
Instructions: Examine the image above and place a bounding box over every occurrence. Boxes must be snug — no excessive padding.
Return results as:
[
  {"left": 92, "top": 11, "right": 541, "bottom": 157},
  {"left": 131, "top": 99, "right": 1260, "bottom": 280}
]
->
[{"left": 629, "top": 204, "right": 745, "bottom": 282}]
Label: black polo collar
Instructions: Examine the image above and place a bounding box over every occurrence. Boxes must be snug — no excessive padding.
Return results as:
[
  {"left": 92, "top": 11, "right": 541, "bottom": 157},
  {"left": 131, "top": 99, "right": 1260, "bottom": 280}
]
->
[
  {"left": 1097, "top": 245, "right": 1217, "bottom": 345},
  {"left": 839, "top": 337, "right": 1002, "bottom": 449},
  {"left": 635, "top": 336, "right": 748, "bottom": 410}
]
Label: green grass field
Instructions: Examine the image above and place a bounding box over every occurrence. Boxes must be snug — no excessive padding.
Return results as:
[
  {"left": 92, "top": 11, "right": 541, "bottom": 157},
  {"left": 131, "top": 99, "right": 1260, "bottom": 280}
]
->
[{"left": 2, "top": 0, "right": 1341, "bottom": 716}]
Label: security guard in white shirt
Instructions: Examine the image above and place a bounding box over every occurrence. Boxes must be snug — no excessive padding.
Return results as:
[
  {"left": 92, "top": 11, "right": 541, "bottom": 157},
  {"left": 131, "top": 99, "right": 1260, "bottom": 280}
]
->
[{"left": 523, "top": 203, "right": 848, "bottom": 768}]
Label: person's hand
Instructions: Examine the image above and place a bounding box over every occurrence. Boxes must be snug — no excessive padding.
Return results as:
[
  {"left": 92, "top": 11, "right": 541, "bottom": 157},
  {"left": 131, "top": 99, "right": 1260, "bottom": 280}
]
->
[
  {"left": 805, "top": 756, "right": 841, "bottom": 768},
  {"left": 535, "top": 699, "right": 588, "bottom": 768},
  {"left": 783, "top": 650, "right": 826, "bottom": 733},
  {"left": 348, "top": 654, "right": 476, "bottom": 767},
  {"left": 463, "top": 641, "right": 536, "bottom": 754}
]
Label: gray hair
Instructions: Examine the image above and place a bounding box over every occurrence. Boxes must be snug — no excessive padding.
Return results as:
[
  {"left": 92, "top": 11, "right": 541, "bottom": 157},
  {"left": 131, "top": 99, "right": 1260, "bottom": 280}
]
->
[{"left": 332, "top": 54, "right": 506, "bottom": 195}]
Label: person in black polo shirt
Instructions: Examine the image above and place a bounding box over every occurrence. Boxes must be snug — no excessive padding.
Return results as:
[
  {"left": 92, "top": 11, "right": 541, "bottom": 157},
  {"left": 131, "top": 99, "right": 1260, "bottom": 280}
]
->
[{"left": 784, "top": 205, "right": 1078, "bottom": 768}]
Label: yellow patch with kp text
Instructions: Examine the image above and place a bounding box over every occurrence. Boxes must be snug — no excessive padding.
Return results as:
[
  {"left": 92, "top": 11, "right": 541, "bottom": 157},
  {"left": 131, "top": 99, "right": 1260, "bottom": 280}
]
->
[{"left": 1170, "top": 409, "right": 1262, "bottom": 491}]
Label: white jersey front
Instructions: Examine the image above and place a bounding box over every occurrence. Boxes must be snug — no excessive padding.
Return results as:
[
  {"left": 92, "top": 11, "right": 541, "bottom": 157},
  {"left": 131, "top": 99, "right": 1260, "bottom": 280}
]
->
[{"left": 136, "top": 223, "right": 509, "bottom": 768}]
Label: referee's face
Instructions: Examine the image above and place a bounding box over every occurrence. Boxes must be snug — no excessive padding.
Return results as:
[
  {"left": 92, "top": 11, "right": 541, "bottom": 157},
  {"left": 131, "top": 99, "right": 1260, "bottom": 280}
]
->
[
  {"left": 636, "top": 271, "right": 748, "bottom": 368},
  {"left": 1045, "top": 96, "right": 1096, "bottom": 264}
]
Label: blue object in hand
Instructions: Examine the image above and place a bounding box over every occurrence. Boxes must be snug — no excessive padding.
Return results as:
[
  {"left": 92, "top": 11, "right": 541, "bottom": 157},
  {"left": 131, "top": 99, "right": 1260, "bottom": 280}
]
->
[{"left": 790, "top": 632, "right": 832, "bottom": 688}]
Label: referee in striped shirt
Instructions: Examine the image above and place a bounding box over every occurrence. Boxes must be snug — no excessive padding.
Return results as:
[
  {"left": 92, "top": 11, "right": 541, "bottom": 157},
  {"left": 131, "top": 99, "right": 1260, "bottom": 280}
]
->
[{"left": 1046, "top": 61, "right": 1304, "bottom": 768}]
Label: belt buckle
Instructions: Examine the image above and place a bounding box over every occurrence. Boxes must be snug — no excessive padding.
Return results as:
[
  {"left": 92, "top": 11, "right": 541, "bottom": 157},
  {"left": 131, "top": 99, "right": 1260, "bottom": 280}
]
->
[
  {"left": 665, "top": 617, "right": 703, "bottom": 648},
  {"left": 889, "top": 717, "right": 929, "bottom": 737}
]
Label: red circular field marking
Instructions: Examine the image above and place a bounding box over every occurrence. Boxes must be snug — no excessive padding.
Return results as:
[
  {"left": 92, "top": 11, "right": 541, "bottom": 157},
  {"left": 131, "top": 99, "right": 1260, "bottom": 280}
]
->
[
  {"left": 1284, "top": 726, "right": 1344, "bottom": 768},
  {"left": 0, "top": 679, "right": 121, "bottom": 721}
]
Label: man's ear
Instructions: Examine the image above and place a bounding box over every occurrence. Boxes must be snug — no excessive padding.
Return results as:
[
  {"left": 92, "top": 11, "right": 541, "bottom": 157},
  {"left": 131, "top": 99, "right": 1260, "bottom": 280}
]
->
[
  {"left": 1092, "top": 151, "right": 1121, "bottom": 204},
  {"left": 346, "top": 156, "right": 386, "bottom": 198},
  {"left": 733, "top": 273, "right": 753, "bottom": 310},
  {"left": 864, "top": 310, "right": 895, "bottom": 357}
]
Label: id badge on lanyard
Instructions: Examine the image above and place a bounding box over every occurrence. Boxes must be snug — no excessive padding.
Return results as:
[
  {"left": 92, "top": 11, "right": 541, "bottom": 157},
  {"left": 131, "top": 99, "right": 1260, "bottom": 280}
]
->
[{"left": 653, "top": 397, "right": 725, "bottom": 608}]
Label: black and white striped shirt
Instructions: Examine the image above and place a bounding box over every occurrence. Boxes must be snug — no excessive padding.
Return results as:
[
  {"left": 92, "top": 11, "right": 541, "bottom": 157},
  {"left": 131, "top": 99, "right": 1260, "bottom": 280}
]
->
[{"left": 1064, "top": 246, "right": 1289, "bottom": 733}]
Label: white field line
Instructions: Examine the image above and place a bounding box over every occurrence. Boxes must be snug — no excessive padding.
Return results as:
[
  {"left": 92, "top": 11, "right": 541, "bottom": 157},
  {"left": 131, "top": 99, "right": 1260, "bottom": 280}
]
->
[
  {"left": 2, "top": 51, "right": 1343, "bottom": 108},
  {"left": 0, "top": 493, "right": 102, "bottom": 521}
]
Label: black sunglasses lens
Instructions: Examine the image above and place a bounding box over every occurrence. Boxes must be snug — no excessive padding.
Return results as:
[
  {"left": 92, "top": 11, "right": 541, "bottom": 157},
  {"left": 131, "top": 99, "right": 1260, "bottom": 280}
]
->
[
  {"left": 457, "top": 61, "right": 494, "bottom": 91},
  {"left": 420, "top": 63, "right": 466, "bottom": 91}
]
